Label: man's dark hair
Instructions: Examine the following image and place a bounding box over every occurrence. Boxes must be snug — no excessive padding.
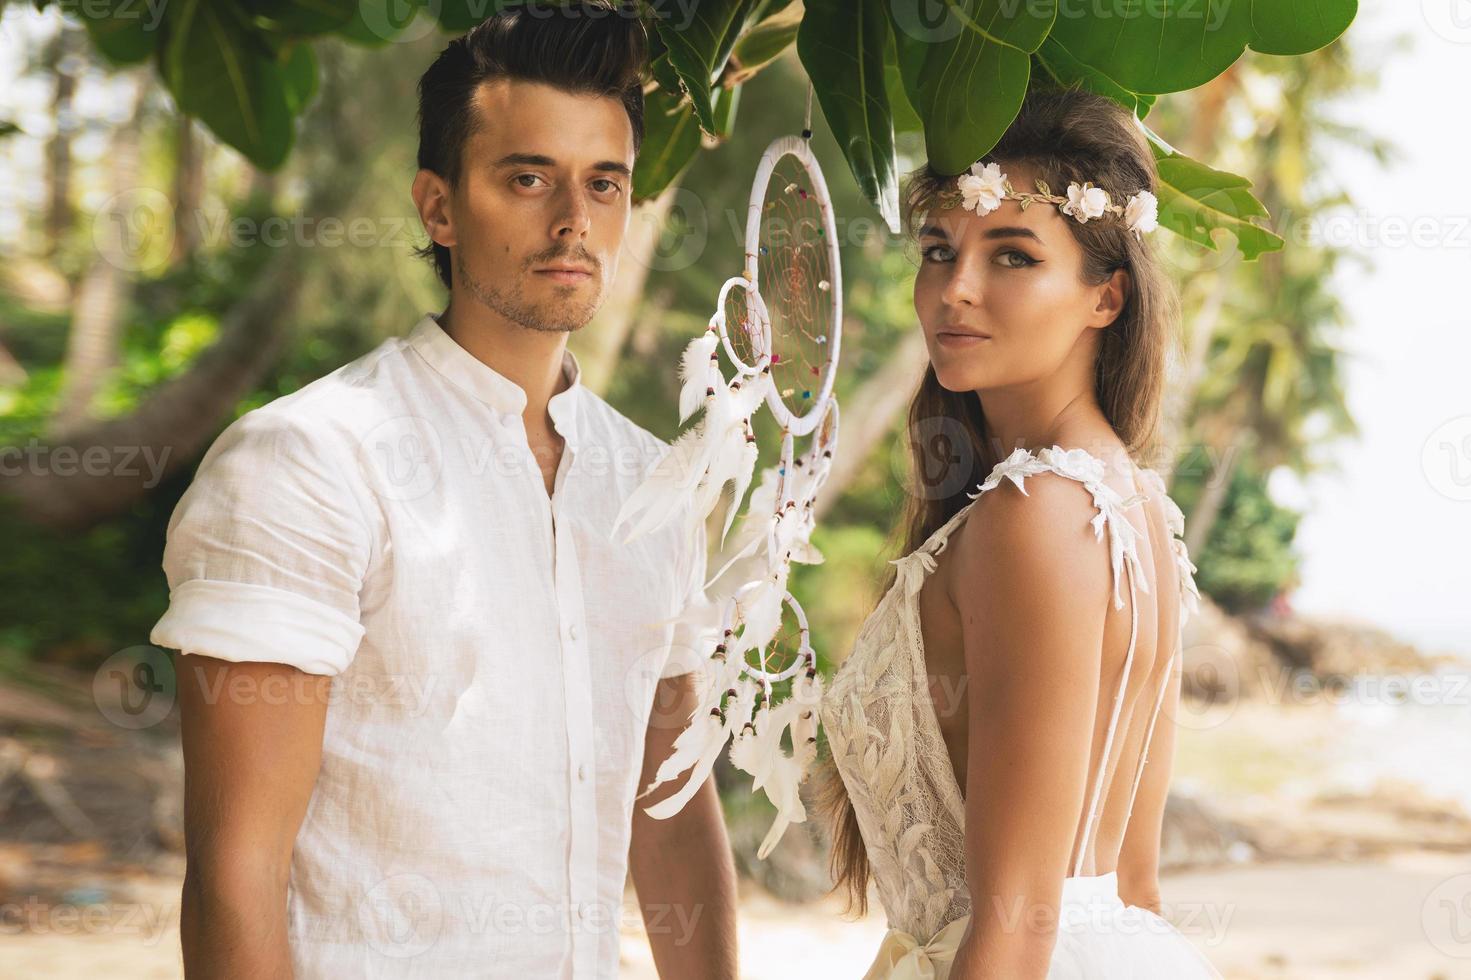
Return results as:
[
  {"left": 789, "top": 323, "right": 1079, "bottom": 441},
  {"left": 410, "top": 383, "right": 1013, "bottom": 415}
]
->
[{"left": 414, "top": 1, "right": 649, "bottom": 289}]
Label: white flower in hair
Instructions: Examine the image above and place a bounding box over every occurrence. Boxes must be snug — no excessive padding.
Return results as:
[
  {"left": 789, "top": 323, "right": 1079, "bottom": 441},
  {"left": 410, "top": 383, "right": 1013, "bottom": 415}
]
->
[
  {"left": 1062, "top": 181, "right": 1110, "bottom": 223},
  {"left": 957, "top": 161, "right": 1007, "bottom": 216},
  {"left": 1124, "top": 190, "right": 1159, "bottom": 236}
]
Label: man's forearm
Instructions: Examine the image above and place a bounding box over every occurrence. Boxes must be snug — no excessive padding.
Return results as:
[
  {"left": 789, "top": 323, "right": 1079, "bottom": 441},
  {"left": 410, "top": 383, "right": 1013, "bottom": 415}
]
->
[
  {"left": 628, "top": 776, "right": 739, "bottom": 980},
  {"left": 181, "top": 866, "right": 294, "bottom": 979}
]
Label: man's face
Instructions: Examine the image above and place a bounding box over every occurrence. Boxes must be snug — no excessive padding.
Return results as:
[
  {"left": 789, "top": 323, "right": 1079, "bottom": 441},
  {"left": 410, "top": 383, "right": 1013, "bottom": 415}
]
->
[{"left": 442, "top": 77, "right": 634, "bottom": 333}]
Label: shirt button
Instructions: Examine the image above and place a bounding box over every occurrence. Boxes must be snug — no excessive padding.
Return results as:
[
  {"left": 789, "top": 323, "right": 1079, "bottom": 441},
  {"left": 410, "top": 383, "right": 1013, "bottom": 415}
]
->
[
  {"left": 577, "top": 762, "right": 587, "bottom": 781},
  {"left": 568, "top": 623, "right": 580, "bottom": 641}
]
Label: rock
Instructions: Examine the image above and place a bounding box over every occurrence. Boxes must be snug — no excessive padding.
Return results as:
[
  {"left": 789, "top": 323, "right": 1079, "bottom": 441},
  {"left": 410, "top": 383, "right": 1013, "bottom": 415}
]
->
[
  {"left": 1244, "top": 611, "right": 1453, "bottom": 680},
  {"left": 1160, "top": 791, "right": 1258, "bottom": 870},
  {"left": 1180, "top": 597, "right": 1278, "bottom": 702}
]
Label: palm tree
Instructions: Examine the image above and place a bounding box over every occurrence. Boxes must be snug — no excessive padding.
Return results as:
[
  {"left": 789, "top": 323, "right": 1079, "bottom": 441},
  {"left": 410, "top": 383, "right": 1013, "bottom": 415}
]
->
[{"left": 1179, "top": 43, "right": 1384, "bottom": 553}]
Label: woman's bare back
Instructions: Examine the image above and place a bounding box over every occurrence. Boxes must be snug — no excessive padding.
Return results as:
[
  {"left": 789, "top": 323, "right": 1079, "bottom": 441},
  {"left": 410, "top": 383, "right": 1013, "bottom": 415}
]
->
[{"left": 913, "top": 448, "right": 1182, "bottom": 871}]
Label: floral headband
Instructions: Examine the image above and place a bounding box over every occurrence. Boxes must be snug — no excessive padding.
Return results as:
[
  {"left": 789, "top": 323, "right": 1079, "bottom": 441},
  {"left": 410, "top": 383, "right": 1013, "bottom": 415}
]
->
[{"left": 938, "top": 161, "right": 1159, "bottom": 240}]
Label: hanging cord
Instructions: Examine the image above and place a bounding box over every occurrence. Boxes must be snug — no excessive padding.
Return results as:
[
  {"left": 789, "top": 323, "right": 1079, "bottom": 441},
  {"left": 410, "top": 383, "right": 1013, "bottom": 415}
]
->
[{"left": 802, "top": 82, "right": 813, "bottom": 140}]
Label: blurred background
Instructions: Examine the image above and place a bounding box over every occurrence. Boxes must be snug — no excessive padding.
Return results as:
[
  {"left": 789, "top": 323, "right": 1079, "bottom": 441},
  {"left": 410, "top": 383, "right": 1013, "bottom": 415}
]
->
[{"left": 1, "top": 2, "right": 1468, "bottom": 978}]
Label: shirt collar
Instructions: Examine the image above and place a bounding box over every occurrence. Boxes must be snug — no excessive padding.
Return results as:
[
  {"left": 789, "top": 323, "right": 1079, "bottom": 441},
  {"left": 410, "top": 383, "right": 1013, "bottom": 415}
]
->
[{"left": 408, "top": 313, "right": 582, "bottom": 446}]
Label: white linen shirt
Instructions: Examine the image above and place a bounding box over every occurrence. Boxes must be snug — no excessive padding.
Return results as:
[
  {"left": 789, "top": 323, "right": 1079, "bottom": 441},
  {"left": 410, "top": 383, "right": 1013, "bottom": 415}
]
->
[{"left": 151, "top": 312, "right": 709, "bottom": 978}]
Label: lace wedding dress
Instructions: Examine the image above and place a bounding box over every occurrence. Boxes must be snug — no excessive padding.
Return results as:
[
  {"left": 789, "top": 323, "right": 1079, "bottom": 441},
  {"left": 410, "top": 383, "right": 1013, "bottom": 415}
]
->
[{"left": 820, "top": 445, "right": 1224, "bottom": 979}]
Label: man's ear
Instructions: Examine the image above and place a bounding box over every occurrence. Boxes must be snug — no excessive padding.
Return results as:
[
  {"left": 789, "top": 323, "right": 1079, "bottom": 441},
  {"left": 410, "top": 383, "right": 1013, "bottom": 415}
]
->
[
  {"left": 1090, "top": 266, "right": 1130, "bottom": 329},
  {"left": 411, "top": 169, "right": 457, "bottom": 249}
]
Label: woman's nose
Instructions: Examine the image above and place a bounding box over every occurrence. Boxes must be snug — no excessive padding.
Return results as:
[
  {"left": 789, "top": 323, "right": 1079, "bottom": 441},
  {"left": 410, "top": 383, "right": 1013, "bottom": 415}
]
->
[{"left": 940, "top": 259, "right": 981, "bottom": 308}]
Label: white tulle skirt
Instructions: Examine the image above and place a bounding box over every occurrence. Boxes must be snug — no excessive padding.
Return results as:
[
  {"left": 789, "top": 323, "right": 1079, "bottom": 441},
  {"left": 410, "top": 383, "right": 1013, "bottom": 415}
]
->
[{"left": 861, "top": 871, "right": 1224, "bottom": 979}]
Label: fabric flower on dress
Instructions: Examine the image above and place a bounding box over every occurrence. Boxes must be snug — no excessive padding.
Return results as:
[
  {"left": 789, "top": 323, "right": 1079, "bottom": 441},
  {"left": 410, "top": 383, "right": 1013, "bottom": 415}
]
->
[{"left": 1043, "top": 445, "right": 1108, "bottom": 486}]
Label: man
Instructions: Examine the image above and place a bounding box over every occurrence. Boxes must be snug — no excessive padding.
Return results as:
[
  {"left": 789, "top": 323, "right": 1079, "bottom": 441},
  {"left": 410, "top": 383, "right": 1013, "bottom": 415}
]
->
[{"left": 151, "top": 4, "right": 739, "bottom": 976}]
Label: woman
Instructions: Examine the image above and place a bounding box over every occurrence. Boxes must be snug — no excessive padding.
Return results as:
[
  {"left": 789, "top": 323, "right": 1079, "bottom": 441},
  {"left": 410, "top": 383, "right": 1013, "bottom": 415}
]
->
[{"left": 817, "top": 86, "right": 1225, "bottom": 979}]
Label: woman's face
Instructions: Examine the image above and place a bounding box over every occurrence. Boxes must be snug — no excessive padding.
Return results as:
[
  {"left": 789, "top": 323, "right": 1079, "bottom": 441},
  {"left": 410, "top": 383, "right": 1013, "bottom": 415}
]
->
[{"left": 912, "top": 161, "right": 1126, "bottom": 394}]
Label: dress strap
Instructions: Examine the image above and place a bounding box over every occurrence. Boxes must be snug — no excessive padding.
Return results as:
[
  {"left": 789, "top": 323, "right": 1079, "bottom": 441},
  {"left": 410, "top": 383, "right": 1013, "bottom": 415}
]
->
[
  {"left": 1066, "top": 547, "right": 1141, "bottom": 876},
  {"left": 973, "top": 447, "right": 1150, "bottom": 610},
  {"left": 887, "top": 495, "right": 983, "bottom": 597},
  {"left": 1121, "top": 467, "right": 1201, "bottom": 822}
]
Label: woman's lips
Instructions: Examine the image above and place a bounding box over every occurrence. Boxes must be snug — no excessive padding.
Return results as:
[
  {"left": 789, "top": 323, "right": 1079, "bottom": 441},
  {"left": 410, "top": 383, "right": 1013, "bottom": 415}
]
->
[{"left": 936, "top": 331, "right": 991, "bottom": 347}]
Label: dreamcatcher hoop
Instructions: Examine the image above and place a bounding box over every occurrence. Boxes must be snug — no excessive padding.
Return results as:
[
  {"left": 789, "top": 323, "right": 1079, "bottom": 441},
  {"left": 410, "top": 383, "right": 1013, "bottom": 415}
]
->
[
  {"left": 711, "top": 275, "right": 772, "bottom": 377},
  {"left": 618, "top": 98, "right": 844, "bottom": 857},
  {"left": 743, "top": 134, "right": 843, "bottom": 438}
]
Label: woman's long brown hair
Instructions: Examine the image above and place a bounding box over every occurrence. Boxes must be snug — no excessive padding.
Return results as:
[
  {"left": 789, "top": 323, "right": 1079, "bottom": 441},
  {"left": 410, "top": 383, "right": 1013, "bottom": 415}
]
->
[{"left": 814, "top": 83, "right": 1183, "bottom": 916}]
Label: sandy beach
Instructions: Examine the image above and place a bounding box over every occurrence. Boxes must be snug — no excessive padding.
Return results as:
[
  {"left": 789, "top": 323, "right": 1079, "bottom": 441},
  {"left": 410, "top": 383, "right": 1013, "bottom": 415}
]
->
[{"left": 3, "top": 676, "right": 1468, "bottom": 978}]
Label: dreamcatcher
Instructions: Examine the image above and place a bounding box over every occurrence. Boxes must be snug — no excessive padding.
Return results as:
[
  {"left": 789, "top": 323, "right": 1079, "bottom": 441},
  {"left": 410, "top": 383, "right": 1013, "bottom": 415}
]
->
[{"left": 611, "top": 92, "right": 843, "bottom": 858}]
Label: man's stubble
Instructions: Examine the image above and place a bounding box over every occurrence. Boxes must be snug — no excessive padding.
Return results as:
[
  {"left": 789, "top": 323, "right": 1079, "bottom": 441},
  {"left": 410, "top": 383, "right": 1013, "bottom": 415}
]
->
[{"left": 456, "top": 251, "right": 602, "bottom": 335}]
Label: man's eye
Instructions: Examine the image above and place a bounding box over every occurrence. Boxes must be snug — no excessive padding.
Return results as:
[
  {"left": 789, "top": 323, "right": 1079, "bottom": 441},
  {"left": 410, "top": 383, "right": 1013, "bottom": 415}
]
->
[
  {"left": 592, "top": 178, "right": 622, "bottom": 194},
  {"left": 513, "top": 174, "right": 545, "bottom": 188}
]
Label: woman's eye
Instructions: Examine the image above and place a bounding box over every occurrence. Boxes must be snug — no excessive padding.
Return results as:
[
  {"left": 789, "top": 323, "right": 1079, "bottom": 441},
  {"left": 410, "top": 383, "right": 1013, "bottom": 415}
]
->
[
  {"left": 996, "top": 248, "right": 1037, "bottom": 268},
  {"left": 921, "top": 243, "right": 953, "bottom": 262}
]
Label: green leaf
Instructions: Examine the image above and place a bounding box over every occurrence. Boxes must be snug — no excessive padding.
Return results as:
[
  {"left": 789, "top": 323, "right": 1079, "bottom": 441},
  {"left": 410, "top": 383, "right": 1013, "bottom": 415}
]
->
[
  {"left": 889, "top": 0, "right": 1055, "bottom": 174},
  {"left": 436, "top": 0, "right": 514, "bottom": 31},
  {"left": 649, "top": 50, "right": 683, "bottom": 97},
  {"left": 798, "top": 0, "right": 900, "bottom": 234},
  {"left": 1246, "top": 0, "right": 1358, "bottom": 56},
  {"left": 1144, "top": 126, "right": 1283, "bottom": 260},
  {"left": 244, "top": 0, "right": 358, "bottom": 35},
  {"left": 712, "top": 82, "right": 741, "bottom": 139},
  {"left": 748, "top": 0, "right": 797, "bottom": 20},
  {"left": 729, "top": 12, "right": 798, "bottom": 76},
  {"left": 281, "top": 43, "right": 318, "bottom": 113},
  {"left": 1045, "top": 0, "right": 1356, "bottom": 95},
  {"left": 337, "top": 0, "right": 429, "bottom": 46},
  {"left": 883, "top": 28, "right": 920, "bottom": 134},
  {"left": 76, "top": 0, "right": 166, "bottom": 65},
  {"left": 633, "top": 84, "right": 702, "bottom": 201},
  {"left": 651, "top": 0, "right": 759, "bottom": 135},
  {"left": 1032, "top": 36, "right": 1153, "bottom": 118},
  {"left": 164, "top": 0, "right": 295, "bottom": 170}
]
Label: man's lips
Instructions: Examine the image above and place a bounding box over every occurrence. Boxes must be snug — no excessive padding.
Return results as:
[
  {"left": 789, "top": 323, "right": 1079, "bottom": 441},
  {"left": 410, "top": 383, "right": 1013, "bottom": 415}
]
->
[{"left": 534, "top": 264, "right": 594, "bottom": 282}]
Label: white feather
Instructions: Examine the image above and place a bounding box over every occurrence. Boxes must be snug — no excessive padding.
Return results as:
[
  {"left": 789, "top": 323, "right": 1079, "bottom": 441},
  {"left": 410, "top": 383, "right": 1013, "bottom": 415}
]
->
[
  {"left": 716, "top": 435, "right": 761, "bottom": 546},
  {"left": 643, "top": 675, "right": 756, "bottom": 820},
  {"left": 677, "top": 331, "right": 720, "bottom": 425},
  {"left": 734, "top": 562, "right": 791, "bottom": 661},
  {"left": 613, "top": 425, "right": 706, "bottom": 541},
  {"left": 706, "top": 553, "right": 768, "bottom": 606},
  {"left": 616, "top": 372, "right": 767, "bottom": 542}
]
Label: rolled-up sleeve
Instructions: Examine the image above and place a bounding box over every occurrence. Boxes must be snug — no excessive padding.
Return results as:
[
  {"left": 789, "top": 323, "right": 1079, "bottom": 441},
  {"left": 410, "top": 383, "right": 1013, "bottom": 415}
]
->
[
  {"left": 662, "top": 512, "right": 713, "bottom": 679},
  {"left": 150, "top": 408, "right": 373, "bottom": 676}
]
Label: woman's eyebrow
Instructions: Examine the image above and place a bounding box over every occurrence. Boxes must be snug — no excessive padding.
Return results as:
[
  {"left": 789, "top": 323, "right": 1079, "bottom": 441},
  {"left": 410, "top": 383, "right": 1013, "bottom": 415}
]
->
[
  {"left": 917, "top": 223, "right": 1044, "bottom": 244},
  {"left": 983, "top": 226, "right": 1043, "bottom": 243}
]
